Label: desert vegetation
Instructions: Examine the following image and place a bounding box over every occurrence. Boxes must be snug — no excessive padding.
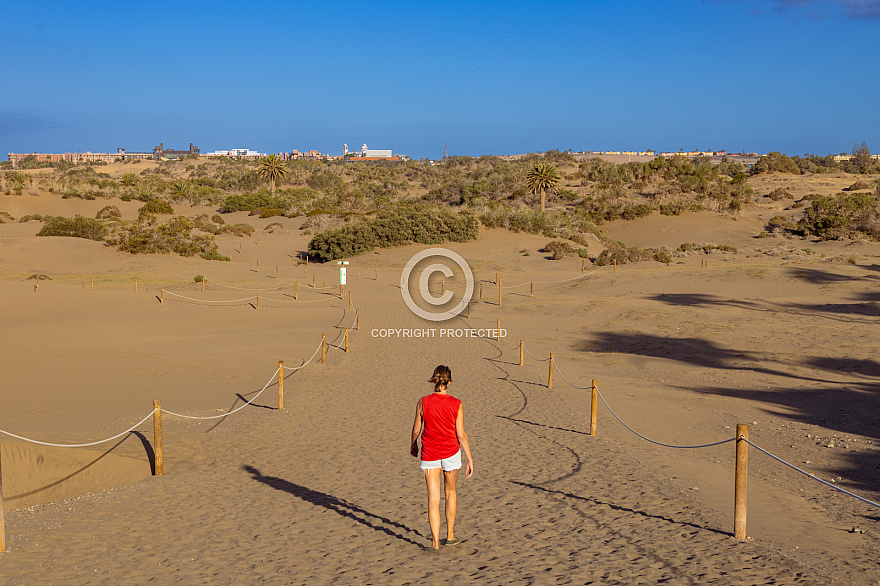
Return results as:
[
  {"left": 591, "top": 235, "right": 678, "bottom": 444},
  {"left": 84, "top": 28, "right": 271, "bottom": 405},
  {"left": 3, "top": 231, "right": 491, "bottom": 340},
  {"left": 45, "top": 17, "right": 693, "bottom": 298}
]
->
[{"left": 7, "top": 144, "right": 880, "bottom": 262}]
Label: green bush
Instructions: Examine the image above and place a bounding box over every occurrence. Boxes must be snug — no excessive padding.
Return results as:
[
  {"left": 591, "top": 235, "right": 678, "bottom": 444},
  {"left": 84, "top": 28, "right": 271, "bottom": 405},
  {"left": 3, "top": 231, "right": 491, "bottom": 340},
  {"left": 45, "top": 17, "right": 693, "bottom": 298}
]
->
[
  {"left": 596, "top": 242, "right": 670, "bottom": 265},
  {"left": 211, "top": 214, "right": 225, "bottom": 225},
  {"left": 621, "top": 203, "right": 652, "bottom": 220},
  {"left": 37, "top": 215, "right": 108, "bottom": 241},
  {"left": 112, "top": 216, "right": 219, "bottom": 257},
  {"left": 798, "top": 193, "right": 879, "bottom": 240},
  {"left": 768, "top": 187, "right": 793, "bottom": 201},
  {"left": 96, "top": 205, "right": 121, "bottom": 219},
  {"left": 200, "top": 252, "right": 231, "bottom": 261},
  {"left": 194, "top": 275, "right": 204, "bottom": 282},
  {"left": 308, "top": 205, "right": 479, "bottom": 261},
  {"left": 139, "top": 199, "right": 174, "bottom": 215},
  {"left": 259, "top": 208, "right": 285, "bottom": 218},
  {"left": 219, "top": 192, "right": 289, "bottom": 213},
  {"left": 844, "top": 180, "right": 872, "bottom": 192},
  {"left": 543, "top": 241, "right": 576, "bottom": 260},
  {"left": 216, "top": 223, "right": 254, "bottom": 237}
]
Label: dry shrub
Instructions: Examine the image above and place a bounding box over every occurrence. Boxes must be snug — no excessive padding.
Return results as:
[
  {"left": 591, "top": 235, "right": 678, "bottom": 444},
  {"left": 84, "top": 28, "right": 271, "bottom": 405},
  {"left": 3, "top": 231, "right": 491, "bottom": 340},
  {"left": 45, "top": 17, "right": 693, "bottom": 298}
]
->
[
  {"left": 37, "top": 215, "right": 108, "bottom": 241},
  {"left": 543, "top": 241, "right": 576, "bottom": 260},
  {"left": 768, "top": 187, "right": 793, "bottom": 200},
  {"left": 96, "top": 205, "right": 121, "bottom": 219}
]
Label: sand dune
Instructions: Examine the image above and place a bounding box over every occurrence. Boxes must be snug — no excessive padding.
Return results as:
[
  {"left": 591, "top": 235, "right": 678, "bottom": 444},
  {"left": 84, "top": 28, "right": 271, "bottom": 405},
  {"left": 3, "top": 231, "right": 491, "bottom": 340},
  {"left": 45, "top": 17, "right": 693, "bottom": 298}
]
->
[{"left": 1, "top": 190, "right": 879, "bottom": 583}]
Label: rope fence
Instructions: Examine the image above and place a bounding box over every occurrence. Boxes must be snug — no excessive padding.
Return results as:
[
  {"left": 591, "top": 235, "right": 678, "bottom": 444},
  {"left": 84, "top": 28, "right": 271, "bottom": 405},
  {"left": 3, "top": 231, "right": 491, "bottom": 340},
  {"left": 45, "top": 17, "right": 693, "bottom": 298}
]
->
[
  {"left": 6, "top": 259, "right": 877, "bottom": 551},
  {"left": 469, "top": 298, "right": 880, "bottom": 540},
  {"left": 0, "top": 301, "right": 361, "bottom": 552}
]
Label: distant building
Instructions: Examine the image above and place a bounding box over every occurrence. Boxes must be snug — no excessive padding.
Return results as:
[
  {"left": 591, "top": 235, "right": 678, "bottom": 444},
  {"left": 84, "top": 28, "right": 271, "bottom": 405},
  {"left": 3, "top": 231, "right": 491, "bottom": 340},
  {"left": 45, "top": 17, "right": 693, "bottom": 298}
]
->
[
  {"left": 286, "top": 149, "right": 323, "bottom": 161},
  {"left": 7, "top": 150, "right": 124, "bottom": 167},
  {"left": 344, "top": 143, "right": 395, "bottom": 158},
  {"left": 153, "top": 142, "right": 199, "bottom": 160},
  {"left": 202, "top": 148, "right": 266, "bottom": 160},
  {"left": 348, "top": 156, "right": 402, "bottom": 163}
]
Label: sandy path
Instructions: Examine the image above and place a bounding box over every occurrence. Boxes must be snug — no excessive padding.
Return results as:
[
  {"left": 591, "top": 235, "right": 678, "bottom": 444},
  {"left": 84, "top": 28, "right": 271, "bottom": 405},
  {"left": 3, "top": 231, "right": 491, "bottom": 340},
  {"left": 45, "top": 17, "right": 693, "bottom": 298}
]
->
[{"left": 0, "top": 280, "right": 840, "bottom": 584}]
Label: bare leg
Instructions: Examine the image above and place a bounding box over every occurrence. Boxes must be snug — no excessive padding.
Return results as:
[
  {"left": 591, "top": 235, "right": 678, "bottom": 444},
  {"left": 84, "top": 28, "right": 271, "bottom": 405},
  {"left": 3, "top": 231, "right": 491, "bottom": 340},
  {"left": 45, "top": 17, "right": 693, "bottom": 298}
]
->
[
  {"left": 444, "top": 468, "right": 459, "bottom": 541},
  {"left": 424, "top": 468, "right": 442, "bottom": 549}
]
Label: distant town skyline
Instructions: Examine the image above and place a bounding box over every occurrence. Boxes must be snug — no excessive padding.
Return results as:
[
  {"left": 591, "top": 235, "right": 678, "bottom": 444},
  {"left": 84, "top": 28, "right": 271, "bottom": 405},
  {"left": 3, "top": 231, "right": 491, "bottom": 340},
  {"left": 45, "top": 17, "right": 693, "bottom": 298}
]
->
[{"left": 2, "top": 1, "right": 878, "bottom": 160}]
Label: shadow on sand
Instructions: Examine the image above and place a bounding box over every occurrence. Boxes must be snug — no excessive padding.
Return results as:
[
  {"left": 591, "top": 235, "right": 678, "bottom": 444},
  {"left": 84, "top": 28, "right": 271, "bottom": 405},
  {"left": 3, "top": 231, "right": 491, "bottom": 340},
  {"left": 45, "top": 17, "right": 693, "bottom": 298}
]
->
[{"left": 242, "top": 465, "right": 425, "bottom": 547}]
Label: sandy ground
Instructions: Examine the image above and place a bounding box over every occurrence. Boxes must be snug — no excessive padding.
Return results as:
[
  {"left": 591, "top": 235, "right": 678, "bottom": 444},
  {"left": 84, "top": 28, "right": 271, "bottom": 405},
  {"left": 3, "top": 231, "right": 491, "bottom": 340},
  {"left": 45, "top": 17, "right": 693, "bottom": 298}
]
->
[{"left": 1, "top": 188, "right": 879, "bottom": 583}]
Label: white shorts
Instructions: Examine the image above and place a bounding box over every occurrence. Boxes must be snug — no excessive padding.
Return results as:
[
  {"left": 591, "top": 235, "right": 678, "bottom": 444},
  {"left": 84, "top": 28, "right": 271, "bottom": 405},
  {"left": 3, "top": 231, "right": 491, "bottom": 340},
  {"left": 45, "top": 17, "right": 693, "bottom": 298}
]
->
[{"left": 420, "top": 450, "right": 462, "bottom": 471}]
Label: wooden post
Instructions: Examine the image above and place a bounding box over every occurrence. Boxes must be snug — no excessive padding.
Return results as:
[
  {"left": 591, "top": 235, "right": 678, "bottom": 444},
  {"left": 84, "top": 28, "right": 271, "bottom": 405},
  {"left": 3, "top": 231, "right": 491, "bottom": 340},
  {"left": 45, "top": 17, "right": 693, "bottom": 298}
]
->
[
  {"left": 321, "top": 334, "right": 326, "bottom": 364},
  {"left": 312, "top": 274, "right": 315, "bottom": 287},
  {"left": 495, "top": 270, "right": 498, "bottom": 285},
  {"left": 582, "top": 259, "right": 585, "bottom": 272},
  {"left": 202, "top": 278, "right": 205, "bottom": 292},
  {"left": 239, "top": 243, "right": 241, "bottom": 253},
  {"left": 339, "top": 283, "right": 343, "bottom": 299},
  {"left": 548, "top": 353, "right": 554, "bottom": 389},
  {"left": 0, "top": 445, "right": 5, "bottom": 553},
  {"left": 278, "top": 361, "right": 284, "bottom": 410},
  {"left": 496, "top": 319, "right": 501, "bottom": 341},
  {"left": 152, "top": 400, "right": 163, "bottom": 476},
  {"left": 257, "top": 260, "right": 259, "bottom": 272},
  {"left": 276, "top": 266, "right": 279, "bottom": 279},
  {"left": 613, "top": 259, "right": 617, "bottom": 272},
  {"left": 519, "top": 339, "right": 524, "bottom": 366},
  {"left": 160, "top": 289, "right": 164, "bottom": 303},
  {"left": 356, "top": 309, "right": 359, "bottom": 331},
  {"left": 466, "top": 302, "right": 470, "bottom": 318},
  {"left": 306, "top": 255, "right": 308, "bottom": 266},
  {"left": 441, "top": 279, "right": 445, "bottom": 295},
  {"left": 348, "top": 291, "right": 352, "bottom": 309},
  {"left": 345, "top": 328, "right": 349, "bottom": 353},
  {"left": 256, "top": 295, "right": 260, "bottom": 309},
  {"left": 304, "top": 266, "right": 308, "bottom": 279},
  {"left": 479, "top": 284, "right": 483, "bottom": 300},
  {"left": 323, "top": 280, "right": 326, "bottom": 294},
  {"left": 295, "top": 282, "right": 298, "bottom": 300},
  {"left": 734, "top": 424, "right": 749, "bottom": 540},
  {"left": 498, "top": 277, "right": 502, "bottom": 307},
  {"left": 375, "top": 268, "right": 378, "bottom": 281},
  {"left": 530, "top": 280, "right": 533, "bottom": 297},
  {"left": 357, "top": 267, "right": 360, "bottom": 277},
  {"left": 590, "top": 380, "right": 598, "bottom": 436}
]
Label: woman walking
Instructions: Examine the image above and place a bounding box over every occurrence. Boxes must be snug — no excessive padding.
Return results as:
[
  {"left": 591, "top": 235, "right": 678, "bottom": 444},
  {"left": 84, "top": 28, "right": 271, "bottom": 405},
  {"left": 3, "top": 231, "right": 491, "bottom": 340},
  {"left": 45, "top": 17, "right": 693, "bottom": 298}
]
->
[{"left": 411, "top": 365, "right": 474, "bottom": 550}]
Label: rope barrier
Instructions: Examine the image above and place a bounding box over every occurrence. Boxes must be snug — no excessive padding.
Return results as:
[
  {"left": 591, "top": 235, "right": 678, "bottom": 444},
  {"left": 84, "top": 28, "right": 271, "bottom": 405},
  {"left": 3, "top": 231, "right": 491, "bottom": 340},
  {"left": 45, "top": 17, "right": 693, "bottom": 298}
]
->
[
  {"left": 598, "top": 388, "right": 733, "bottom": 449},
  {"left": 204, "top": 279, "right": 289, "bottom": 292},
  {"left": 164, "top": 291, "right": 257, "bottom": 304},
  {"left": 282, "top": 339, "right": 324, "bottom": 372},
  {"left": 162, "top": 290, "right": 339, "bottom": 305},
  {"left": 744, "top": 438, "right": 880, "bottom": 509},
  {"left": 0, "top": 409, "right": 157, "bottom": 448},
  {"left": 162, "top": 370, "right": 278, "bottom": 420},
  {"left": 551, "top": 360, "right": 734, "bottom": 449}
]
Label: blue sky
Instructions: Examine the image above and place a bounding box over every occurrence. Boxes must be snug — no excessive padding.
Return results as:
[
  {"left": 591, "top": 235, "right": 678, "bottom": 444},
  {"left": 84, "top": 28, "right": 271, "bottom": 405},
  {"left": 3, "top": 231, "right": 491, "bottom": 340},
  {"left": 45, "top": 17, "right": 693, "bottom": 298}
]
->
[{"left": 2, "top": 0, "right": 878, "bottom": 160}]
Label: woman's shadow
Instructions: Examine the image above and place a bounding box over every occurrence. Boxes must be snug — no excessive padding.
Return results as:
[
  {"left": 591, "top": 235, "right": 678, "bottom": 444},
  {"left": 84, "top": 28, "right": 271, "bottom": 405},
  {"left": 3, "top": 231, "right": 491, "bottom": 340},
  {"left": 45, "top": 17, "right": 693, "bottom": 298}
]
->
[{"left": 242, "top": 465, "right": 425, "bottom": 547}]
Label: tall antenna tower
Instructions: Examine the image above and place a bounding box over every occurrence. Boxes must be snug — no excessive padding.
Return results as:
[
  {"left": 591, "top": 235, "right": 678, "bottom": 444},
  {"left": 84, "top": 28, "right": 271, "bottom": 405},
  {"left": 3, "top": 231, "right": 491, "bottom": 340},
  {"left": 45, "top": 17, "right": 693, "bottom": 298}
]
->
[{"left": 442, "top": 141, "right": 448, "bottom": 162}]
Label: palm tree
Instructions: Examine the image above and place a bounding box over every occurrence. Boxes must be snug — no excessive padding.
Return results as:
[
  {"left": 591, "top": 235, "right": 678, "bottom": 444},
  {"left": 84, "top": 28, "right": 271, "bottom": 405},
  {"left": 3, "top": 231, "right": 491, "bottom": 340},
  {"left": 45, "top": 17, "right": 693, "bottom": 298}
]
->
[
  {"left": 170, "top": 181, "right": 191, "bottom": 201},
  {"left": 526, "top": 163, "right": 561, "bottom": 211},
  {"left": 258, "top": 154, "right": 289, "bottom": 194}
]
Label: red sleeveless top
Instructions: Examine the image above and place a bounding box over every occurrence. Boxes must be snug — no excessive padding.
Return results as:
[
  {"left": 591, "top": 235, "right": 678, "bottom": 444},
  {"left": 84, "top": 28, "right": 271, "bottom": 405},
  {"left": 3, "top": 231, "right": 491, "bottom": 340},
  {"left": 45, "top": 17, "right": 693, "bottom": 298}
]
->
[{"left": 420, "top": 393, "right": 462, "bottom": 461}]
